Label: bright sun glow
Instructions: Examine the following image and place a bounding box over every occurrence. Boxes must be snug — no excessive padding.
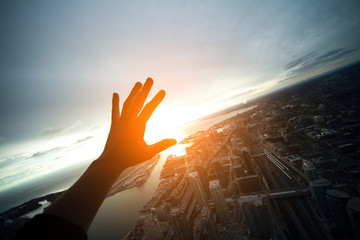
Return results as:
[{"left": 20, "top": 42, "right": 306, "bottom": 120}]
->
[
  {"left": 164, "top": 144, "right": 187, "bottom": 157},
  {"left": 144, "top": 108, "right": 191, "bottom": 157},
  {"left": 144, "top": 108, "right": 188, "bottom": 143}
]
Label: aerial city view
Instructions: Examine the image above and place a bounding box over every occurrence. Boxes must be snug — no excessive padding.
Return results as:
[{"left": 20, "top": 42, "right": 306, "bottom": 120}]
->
[
  {"left": 1, "top": 1, "right": 360, "bottom": 240},
  {"left": 122, "top": 63, "right": 360, "bottom": 239}
]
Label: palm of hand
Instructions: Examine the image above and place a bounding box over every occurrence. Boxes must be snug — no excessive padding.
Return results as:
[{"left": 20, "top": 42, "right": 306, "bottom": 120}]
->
[{"left": 101, "top": 78, "right": 176, "bottom": 172}]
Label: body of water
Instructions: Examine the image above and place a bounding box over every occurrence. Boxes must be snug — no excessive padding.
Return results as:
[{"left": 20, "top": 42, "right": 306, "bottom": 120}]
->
[{"left": 0, "top": 161, "right": 89, "bottom": 213}]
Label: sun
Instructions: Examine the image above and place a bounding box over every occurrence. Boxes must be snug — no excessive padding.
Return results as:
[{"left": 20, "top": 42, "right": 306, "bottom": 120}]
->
[
  {"left": 144, "top": 108, "right": 190, "bottom": 157},
  {"left": 145, "top": 120, "right": 185, "bottom": 143},
  {"left": 164, "top": 144, "right": 187, "bottom": 157},
  {"left": 145, "top": 123, "right": 187, "bottom": 156}
]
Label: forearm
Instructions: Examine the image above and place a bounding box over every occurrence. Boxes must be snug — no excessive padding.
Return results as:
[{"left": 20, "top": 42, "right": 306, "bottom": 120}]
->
[{"left": 45, "top": 156, "right": 122, "bottom": 232}]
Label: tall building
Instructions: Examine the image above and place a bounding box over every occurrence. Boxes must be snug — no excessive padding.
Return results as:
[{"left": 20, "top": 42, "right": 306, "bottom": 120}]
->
[
  {"left": 325, "top": 189, "right": 351, "bottom": 231},
  {"left": 238, "top": 195, "right": 273, "bottom": 238},
  {"left": 188, "top": 163, "right": 210, "bottom": 197},
  {"left": 151, "top": 204, "right": 170, "bottom": 221},
  {"left": 212, "top": 160, "right": 229, "bottom": 188},
  {"left": 189, "top": 171, "right": 208, "bottom": 209},
  {"left": 302, "top": 159, "right": 319, "bottom": 183},
  {"left": 137, "top": 214, "right": 163, "bottom": 240},
  {"left": 241, "top": 148, "right": 254, "bottom": 175},
  {"left": 310, "top": 178, "right": 332, "bottom": 217},
  {"left": 209, "top": 179, "right": 231, "bottom": 223},
  {"left": 170, "top": 209, "right": 194, "bottom": 240},
  {"left": 346, "top": 197, "right": 360, "bottom": 240},
  {"left": 200, "top": 206, "right": 219, "bottom": 239}
]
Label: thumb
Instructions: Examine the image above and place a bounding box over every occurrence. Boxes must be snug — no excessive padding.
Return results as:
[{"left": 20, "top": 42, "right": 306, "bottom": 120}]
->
[{"left": 148, "top": 138, "right": 177, "bottom": 156}]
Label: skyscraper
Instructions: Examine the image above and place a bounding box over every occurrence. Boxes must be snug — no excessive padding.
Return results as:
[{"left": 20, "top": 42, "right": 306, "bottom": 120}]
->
[
  {"left": 188, "top": 163, "right": 210, "bottom": 197},
  {"left": 212, "top": 160, "right": 229, "bottom": 188},
  {"left": 137, "top": 214, "right": 163, "bottom": 240},
  {"left": 241, "top": 149, "right": 254, "bottom": 175},
  {"left": 189, "top": 171, "right": 208, "bottom": 209},
  {"left": 170, "top": 209, "right": 194, "bottom": 240},
  {"left": 238, "top": 195, "right": 273, "bottom": 238},
  {"left": 200, "top": 206, "right": 219, "bottom": 239},
  {"left": 209, "top": 179, "right": 231, "bottom": 223},
  {"left": 151, "top": 204, "right": 170, "bottom": 221}
]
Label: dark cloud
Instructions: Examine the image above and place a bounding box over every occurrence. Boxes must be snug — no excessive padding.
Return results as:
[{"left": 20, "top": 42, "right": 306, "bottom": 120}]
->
[
  {"left": 284, "top": 52, "right": 317, "bottom": 70},
  {"left": 39, "top": 120, "right": 82, "bottom": 137},
  {"left": 315, "top": 49, "right": 345, "bottom": 61},
  {"left": 285, "top": 47, "right": 360, "bottom": 78},
  {"left": 315, "top": 48, "right": 358, "bottom": 64}
]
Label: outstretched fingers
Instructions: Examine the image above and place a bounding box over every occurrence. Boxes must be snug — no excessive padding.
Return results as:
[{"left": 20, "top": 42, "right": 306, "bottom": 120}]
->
[
  {"left": 105, "top": 93, "right": 120, "bottom": 149},
  {"left": 147, "top": 138, "right": 177, "bottom": 157},
  {"left": 138, "top": 90, "right": 166, "bottom": 123},
  {"left": 121, "top": 82, "right": 142, "bottom": 117},
  {"left": 111, "top": 93, "right": 120, "bottom": 125},
  {"left": 131, "top": 78, "right": 153, "bottom": 116}
]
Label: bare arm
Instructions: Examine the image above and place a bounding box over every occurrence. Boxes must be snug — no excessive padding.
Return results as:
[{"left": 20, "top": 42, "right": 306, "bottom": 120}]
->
[{"left": 45, "top": 78, "right": 177, "bottom": 231}]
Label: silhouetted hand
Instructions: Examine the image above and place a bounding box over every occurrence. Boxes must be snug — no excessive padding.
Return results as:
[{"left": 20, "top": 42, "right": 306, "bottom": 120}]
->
[
  {"left": 15, "top": 78, "right": 177, "bottom": 235},
  {"left": 100, "top": 78, "right": 177, "bottom": 173}
]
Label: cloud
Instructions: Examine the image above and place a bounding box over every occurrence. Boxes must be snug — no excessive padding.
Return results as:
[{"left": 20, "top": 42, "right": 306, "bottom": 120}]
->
[
  {"left": 29, "top": 146, "right": 66, "bottom": 159},
  {"left": 39, "top": 120, "right": 82, "bottom": 137},
  {"left": 284, "top": 47, "right": 360, "bottom": 78},
  {"left": 0, "top": 156, "right": 24, "bottom": 168},
  {"left": 284, "top": 52, "right": 317, "bottom": 70},
  {"left": 74, "top": 136, "right": 94, "bottom": 144}
]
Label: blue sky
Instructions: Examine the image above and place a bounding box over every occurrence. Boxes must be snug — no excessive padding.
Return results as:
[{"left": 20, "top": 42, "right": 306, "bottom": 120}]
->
[{"left": 0, "top": 0, "right": 360, "bottom": 190}]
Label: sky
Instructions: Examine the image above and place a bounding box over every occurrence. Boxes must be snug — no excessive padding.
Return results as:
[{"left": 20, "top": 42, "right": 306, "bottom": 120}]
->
[{"left": 1, "top": 0, "right": 360, "bottom": 191}]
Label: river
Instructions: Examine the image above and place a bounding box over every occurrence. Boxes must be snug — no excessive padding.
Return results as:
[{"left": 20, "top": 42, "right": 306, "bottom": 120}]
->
[{"left": 88, "top": 154, "right": 167, "bottom": 239}]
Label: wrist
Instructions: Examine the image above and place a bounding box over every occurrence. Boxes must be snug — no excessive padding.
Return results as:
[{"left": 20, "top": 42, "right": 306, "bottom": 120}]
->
[{"left": 91, "top": 155, "right": 124, "bottom": 181}]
